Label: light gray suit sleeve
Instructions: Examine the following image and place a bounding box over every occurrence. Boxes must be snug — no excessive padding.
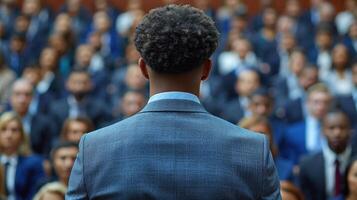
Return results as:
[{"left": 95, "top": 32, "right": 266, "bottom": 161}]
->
[
  {"left": 261, "top": 136, "right": 282, "bottom": 200},
  {"left": 66, "top": 135, "right": 89, "bottom": 200}
]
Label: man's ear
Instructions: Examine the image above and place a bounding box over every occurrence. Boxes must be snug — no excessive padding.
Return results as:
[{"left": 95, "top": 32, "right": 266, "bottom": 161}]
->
[
  {"left": 138, "top": 57, "right": 149, "bottom": 80},
  {"left": 201, "top": 59, "right": 212, "bottom": 81}
]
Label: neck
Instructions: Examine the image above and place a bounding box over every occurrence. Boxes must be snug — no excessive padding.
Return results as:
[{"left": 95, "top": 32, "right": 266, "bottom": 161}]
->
[
  {"left": 3, "top": 149, "right": 17, "bottom": 157},
  {"left": 148, "top": 70, "right": 202, "bottom": 97}
]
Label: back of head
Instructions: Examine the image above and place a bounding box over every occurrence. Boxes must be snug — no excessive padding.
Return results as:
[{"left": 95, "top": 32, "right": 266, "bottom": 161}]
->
[{"left": 134, "top": 4, "right": 219, "bottom": 74}]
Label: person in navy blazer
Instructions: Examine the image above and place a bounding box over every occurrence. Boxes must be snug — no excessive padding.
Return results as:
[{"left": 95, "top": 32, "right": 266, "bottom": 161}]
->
[
  {"left": 280, "top": 83, "right": 333, "bottom": 164},
  {"left": 0, "top": 112, "right": 45, "bottom": 200},
  {"left": 299, "top": 110, "right": 356, "bottom": 200},
  {"left": 67, "top": 5, "right": 281, "bottom": 199}
]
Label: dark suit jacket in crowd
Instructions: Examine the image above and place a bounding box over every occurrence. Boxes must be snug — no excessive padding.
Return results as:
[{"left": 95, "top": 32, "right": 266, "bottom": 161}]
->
[
  {"left": 299, "top": 148, "right": 357, "bottom": 200},
  {"left": 29, "top": 113, "right": 57, "bottom": 157},
  {"left": 67, "top": 99, "right": 281, "bottom": 199},
  {"left": 49, "top": 97, "right": 111, "bottom": 129},
  {"left": 2, "top": 155, "right": 45, "bottom": 200}
]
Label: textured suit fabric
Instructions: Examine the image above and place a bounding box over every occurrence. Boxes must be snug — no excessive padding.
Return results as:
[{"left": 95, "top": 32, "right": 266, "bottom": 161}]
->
[{"left": 66, "top": 99, "right": 281, "bottom": 200}]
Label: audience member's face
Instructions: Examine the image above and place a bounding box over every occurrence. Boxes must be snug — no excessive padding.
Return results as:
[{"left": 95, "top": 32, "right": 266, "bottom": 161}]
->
[
  {"left": 285, "top": 0, "right": 300, "bottom": 18},
  {"left": 75, "top": 45, "right": 93, "bottom": 68},
  {"left": 236, "top": 70, "right": 260, "bottom": 97},
  {"left": 53, "top": 146, "right": 78, "bottom": 185},
  {"left": 67, "top": 73, "right": 92, "bottom": 99},
  {"left": 125, "top": 44, "right": 140, "bottom": 64},
  {"left": 319, "top": 3, "right": 334, "bottom": 22},
  {"left": 40, "top": 48, "right": 58, "bottom": 72},
  {"left": 94, "top": 0, "right": 108, "bottom": 10},
  {"left": 94, "top": 11, "right": 111, "bottom": 33},
  {"left": 67, "top": 0, "right": 81, "bottom": 13},
  {"left": 323, "top": 113, "right": 351, "bottom": 154},
  {"left": 11, "top": 81, "right": 33, "bottom": 116},
  {"left": 280, "top": 34, "right": 296, "bottom": 52},
  {"left": 307, "top": 91, "right": 331, "bottom": 119},
  {"left": 10, "top": 38, "right": 25, "bottom": 53},
  {"left": 40, "top": 191, "right": 64, "bottom": 200},
  {"left": 15, "top": 16, "right": 29, "bottom": 33},
  {"left": 263, "top": 8, "right": 277, "bottom": 28},
  {"left": 332, "top": 44, "right": 349, "bottom": 69},
  {"left": 88, "top": 33, "right": 102, "bottom": 50},
  {"left": 22, "top": 67, "right": 42, "bottom": 86},
  {"left": 54, "top": 14, "right": 72, "bottom": 34},
  {"left": 232, "top": 39, "right": 250, "bottom": 58},
  {"left": 125, "top": 65, "right": 147, "bottom": 89},
  {"left": 121, "top": 92, "right": 146, "bottom": 117},
  {"left": 289, "top": 52, "right": 305, "bottom": 75},
  {"left": 249, "top": 123, "right": 272, "bottom": 140},
  {"left": 352, "top": 64, "right": 357, "bottom": 86},
  {"left": 230, "top": 17, "right": 247, "bottom": 33},
  {"left": 277, "top": 16, "right": 294, "bottom": 34},
  {"left": 22, "top": 0, "right": 40, "bottom": 16},
  {"left": 316, "top": 32, "right": 332, "bottom": 49},
  {"left": 66, "top": 121, "right": 88, "bottom": 143},
  {"left": 49, "top": 34, "right": 68, "bottom": 55},
  {"left": 0, "top": 119, "right": 22, "bottom": 155},
  {"left": 298, "top": 68, "right": 318, "bottom": 91},
  {"left": 249, "top": 95, "right": 272, "bottom": 117},
  {"left": 348, "top": 161, "right": 357, "bottom": 196}
]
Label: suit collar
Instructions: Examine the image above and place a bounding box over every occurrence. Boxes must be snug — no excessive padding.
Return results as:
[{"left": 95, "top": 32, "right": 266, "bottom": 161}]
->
[{"left": 139, "top": 99, "right": 207, "bottom": 113}]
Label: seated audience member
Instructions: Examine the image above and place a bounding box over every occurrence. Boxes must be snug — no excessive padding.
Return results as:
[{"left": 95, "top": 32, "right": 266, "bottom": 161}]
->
[
  {"left": 323, "top": 43, "right": 353, "bottom": 96},
  {"left": 307, "top": 23, "right": 334, "bottom": 77},
  {"left": 9, "top": 79, "right": 57, "bottom": 156},
  {"left": 0, "top": 51, "right": 15, "bottom": 113},
  {"left": 220, "top": 68, "right": 261, "bottom": 123},
  {"left": 39, "top": 142, "right": 78, "bottom": 188},
  {"left": 336, "top": 60, "right": 357, "bottom": 133},
  {"left": 335, "top": 0, "right": 357, "bottom": 35},
  {"left": 251, "top": 7, "right": 280, "bottom": 78},
  {"left": 282, "top": 65, "right": 319, "bottom": 123},
  {"left": 280, "top": 83, "right": 332, "bottom": 164},
  {"left": 49, "top": 69, "right": 111, "bottom": 129},
  {"left": 74, "top": 44, "right": 109, "bottom": 98},
  {"left": 272, "top": 49, "right": 307, "bottom": 108},
  {"left": 0, "top": 112, "right": 45, "bottom": 200},
  {"left": 33, "top": 47, "right": 66, "bottom": 115},
  {"left": 247, "top": 87, "right": 287, "bottom": 146},
  {"left": 33, "top": 182, "right": 66, "bottom": 200},
  {"left": 112, "top": 90, "right": 147, "bottom": 121},
  {"left": 280, "top": 181, "right": 305, "bottom": 200},
  {"left": 299, "top": 110, "right": 356, "bottom": 200},
  {"left": 217, "top": 37, "right": 258, "bottom": 75},
  {"left": 59, "top": 0, "right": 91, "bottom": 41},
  {"left": 60, "top": 117, "right": 94, "bottom": 143},
  {"left": 239, "top": 116, "right": 294, "bottom": 181},
  {"left": 343, "top": 21, "right": 357, "bottom": 57},
  {"left": 109, "top": 63, "right": 148, "bottom": 107},
  {"left": 2, "top": 33, "right": 31, "bottom": 77},
  {"left": 333, "top": 156, "right": 357, "bottom": 200}
]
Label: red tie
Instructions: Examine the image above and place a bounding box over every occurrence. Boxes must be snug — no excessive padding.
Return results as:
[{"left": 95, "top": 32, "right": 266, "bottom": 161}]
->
[{"left": 334, "top": 159, "right": 341, "bottom": 196}]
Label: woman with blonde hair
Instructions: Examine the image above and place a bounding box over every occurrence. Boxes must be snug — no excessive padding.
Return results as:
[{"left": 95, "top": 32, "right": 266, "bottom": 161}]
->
[
  {"left": 0, "top": 112, "right": 45, "bottom": 200},
  {"left": 33, "top": 182, "right": 67, "bottom": 200}
]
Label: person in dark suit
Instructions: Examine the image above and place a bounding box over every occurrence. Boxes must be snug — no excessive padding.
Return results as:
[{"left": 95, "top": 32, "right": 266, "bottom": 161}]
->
[
  {"left": 280, "top": 83, "right": 332, "bottom": 164},
  {"left": 333, "top": 156, "right": 357, "bottom": 200},
  {"left": 49, "top": 69, "right": 111, "bottom": 130},
  {"left": 67, "top": 4, "right": 281, "bottom": 199},
  {"left": 0, "top": 112, "right": 45, "bottom": 200},
  {"left": 9, "top": 79, "right": 57, "bottom": 157},
  {"left": 299, "top": 110, "right": 356, "bottom": 200}
]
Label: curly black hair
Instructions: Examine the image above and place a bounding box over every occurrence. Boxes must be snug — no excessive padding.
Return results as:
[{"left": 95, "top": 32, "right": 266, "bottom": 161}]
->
[{"left": 134, "top": 4, "right": 219, "bottom": 74}]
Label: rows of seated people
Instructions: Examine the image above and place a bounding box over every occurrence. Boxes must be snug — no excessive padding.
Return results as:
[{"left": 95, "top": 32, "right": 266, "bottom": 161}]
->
[{"left": 0, "top": 0, "right": 357, "bottom": 199}]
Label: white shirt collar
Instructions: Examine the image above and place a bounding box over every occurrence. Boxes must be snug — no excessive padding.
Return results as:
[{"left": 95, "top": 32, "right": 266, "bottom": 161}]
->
[
  {"left": 148, "top": 91, "right": 200, "bottom": 104},
  {"left": 1, "top": 155, "right": 18, "bottom": 166}
]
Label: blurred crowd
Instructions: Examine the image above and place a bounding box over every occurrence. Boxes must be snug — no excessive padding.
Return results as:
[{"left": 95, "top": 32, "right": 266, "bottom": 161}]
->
[{"left": 0, "top": 0, "right": 356, "bottom": 199}]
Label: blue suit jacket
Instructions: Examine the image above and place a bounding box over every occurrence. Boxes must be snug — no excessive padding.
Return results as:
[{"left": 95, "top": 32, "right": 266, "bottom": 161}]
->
[
  {"left": 279, "top": 121, "right": 307, "bottom": 164},
  {"left": 9, "top": 155, "right": 45, "bottom": 200},
  {"left": 67, "top": 99, "right": 281, "bottom": 199}
]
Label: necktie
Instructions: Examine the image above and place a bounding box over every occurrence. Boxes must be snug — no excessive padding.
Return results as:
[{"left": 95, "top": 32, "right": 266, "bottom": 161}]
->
[
  {"left": 4, "top": 161, "right": 10, "bottom": 196},
  {"left": 334, "top": 159, "right": 341, "bottom": 196}
]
